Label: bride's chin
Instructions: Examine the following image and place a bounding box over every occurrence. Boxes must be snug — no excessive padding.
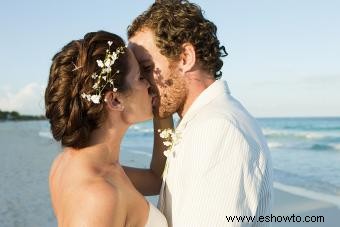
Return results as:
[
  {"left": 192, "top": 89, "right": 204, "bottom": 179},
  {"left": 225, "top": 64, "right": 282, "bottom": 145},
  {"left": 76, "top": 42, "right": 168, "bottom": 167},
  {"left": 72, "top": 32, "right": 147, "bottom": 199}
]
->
[
  {"left": 141, "top": 111, "right": 154, "bottom": 122},
  {"left": 149, "top": 111, "right": 155, "bottom": 120}
]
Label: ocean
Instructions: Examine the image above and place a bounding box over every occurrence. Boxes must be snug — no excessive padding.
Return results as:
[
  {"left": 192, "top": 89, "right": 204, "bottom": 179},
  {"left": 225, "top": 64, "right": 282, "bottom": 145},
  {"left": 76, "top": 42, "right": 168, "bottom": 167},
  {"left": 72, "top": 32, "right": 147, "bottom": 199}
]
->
[
  {"left": 259, "top": 117, "right": 340, "bottom": 197},
  {"left": 0, "top": 117, "right": 339, "bottom": 226}
]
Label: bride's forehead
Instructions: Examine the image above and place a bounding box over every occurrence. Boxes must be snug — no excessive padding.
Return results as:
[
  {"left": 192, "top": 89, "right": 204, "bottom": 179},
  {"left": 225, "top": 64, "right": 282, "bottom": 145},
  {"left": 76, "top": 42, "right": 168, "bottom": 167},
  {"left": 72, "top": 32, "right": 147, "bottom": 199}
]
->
[
  {"left": 126, "top": 52, "right": 141, "bottom": 75},
  {"left": 128, "top": 50, "right": 154, "bottom": 68},
  {"left": 128, "top": 43, "right": 152, "bottom": 59}
]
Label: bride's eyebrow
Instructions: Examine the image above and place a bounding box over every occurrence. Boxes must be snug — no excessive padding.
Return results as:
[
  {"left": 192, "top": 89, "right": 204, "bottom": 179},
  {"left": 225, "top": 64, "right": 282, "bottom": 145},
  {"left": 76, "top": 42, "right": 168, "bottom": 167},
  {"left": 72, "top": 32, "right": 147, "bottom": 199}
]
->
[
  {"left": 139, "top": 59, "right": 154, "bottom": 67},
  {"left": 139, "top": 59, "right": 152, "bottom": 64}
]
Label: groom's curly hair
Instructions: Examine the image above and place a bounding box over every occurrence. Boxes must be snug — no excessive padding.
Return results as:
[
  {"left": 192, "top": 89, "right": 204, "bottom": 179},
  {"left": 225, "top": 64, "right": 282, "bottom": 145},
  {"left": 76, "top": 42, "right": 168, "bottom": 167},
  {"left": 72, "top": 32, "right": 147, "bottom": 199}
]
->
[
  {"left": 45, "top": 31, "right": 130, "bottom": 149},
  {"left": 128, "top": 0, "right": 226, "bottom": 79}
]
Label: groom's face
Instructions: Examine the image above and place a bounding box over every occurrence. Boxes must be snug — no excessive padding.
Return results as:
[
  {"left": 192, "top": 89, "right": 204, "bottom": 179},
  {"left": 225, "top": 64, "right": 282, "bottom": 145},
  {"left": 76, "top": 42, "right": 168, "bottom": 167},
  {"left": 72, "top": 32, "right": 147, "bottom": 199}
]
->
[{"left": 128, "top": 29, "right": 186, "bottom": 118}]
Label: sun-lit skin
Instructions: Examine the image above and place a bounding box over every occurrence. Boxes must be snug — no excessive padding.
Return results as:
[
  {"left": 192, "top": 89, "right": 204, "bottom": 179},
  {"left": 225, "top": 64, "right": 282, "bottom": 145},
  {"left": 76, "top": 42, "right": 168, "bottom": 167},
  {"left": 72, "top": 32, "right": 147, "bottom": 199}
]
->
[
  {"left": 49, "top": 49, "right": 158, "bottom": 227},
  {"left": 128, "top": 29, "right": 187, "bottom": 118},
  {"left": 124, "top": 27, "right": 216, "bottom": 199},
  {"left": 129, "top": 28, "right": 216, "bottom": 119}
]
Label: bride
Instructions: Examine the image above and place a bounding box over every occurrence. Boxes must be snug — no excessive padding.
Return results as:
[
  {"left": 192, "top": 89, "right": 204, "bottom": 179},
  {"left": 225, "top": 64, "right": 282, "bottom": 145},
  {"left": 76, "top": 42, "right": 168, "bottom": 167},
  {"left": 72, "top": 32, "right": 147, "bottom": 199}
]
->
[{"left": 45, "top": 31, "right": 170, "bottom": 226}]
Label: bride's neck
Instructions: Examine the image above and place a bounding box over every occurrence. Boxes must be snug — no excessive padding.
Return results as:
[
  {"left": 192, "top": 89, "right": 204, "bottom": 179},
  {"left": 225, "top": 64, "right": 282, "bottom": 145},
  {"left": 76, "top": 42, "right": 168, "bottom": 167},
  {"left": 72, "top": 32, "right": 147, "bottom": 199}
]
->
[{"left": 86, "top": 120, "right": 128, "bottom": 165}]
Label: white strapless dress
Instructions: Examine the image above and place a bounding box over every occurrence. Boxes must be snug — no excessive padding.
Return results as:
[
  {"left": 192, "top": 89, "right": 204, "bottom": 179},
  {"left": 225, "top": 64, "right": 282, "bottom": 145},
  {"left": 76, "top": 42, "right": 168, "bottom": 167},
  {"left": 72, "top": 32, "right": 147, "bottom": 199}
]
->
[{"left": 145, "top": 202, "right": 168, "bottom": 227}]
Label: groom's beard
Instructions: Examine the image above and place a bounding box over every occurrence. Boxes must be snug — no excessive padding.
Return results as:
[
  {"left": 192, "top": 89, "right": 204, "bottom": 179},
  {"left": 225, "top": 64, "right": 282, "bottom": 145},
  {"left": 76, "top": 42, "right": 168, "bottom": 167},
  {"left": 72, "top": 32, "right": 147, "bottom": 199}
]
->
[{"left": 154, "top": 69, "right": 187, "bottom": 119}]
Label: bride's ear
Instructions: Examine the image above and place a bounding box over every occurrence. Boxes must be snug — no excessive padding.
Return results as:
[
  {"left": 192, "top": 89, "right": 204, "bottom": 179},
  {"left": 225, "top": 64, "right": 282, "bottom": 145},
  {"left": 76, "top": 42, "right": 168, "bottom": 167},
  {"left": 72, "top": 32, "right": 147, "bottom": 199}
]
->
[{"left": 104, "top": 92, "right": 125, "bottom": 112}]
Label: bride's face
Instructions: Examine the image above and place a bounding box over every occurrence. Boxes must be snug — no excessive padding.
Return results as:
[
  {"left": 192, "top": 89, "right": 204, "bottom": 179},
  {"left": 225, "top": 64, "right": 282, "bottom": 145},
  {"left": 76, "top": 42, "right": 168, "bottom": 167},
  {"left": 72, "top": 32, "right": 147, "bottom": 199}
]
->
[{"left": 120, "top": 50, "right": 154, "bottom": 124}]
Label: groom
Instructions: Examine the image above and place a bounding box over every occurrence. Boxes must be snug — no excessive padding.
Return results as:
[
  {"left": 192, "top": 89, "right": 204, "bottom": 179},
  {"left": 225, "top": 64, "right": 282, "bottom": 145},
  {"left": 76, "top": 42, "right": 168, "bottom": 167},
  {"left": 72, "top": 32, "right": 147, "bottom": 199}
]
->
[{"left": 125, "top": 0, "right": 273, "bottom": 226}]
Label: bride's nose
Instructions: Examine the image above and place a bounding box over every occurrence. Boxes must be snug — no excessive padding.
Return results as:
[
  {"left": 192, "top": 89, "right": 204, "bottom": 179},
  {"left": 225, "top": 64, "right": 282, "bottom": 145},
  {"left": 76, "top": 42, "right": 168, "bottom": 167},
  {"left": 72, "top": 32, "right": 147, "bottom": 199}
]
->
[{"left": 145, "top": 78, "right": 151, "bottom": 89}]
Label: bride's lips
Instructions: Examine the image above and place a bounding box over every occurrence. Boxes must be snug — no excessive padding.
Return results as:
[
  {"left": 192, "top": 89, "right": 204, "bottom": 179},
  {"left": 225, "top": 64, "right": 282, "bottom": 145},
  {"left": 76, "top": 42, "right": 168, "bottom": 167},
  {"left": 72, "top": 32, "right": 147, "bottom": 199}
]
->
[
  {"left": 148, "top": 87, "right": 159, "bottom": 108},
  {"left": 150, "top": 93, "right": 158, "bottom": 107}
]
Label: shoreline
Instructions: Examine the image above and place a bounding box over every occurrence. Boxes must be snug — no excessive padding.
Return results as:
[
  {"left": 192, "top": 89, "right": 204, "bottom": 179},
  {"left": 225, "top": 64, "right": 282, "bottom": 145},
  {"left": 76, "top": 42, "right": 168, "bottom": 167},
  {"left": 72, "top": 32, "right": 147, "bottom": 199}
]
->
[
  {"left": 274, "top": 182, "right": 340, "bottom": 208},
  {"left": 272, "top": 188, "right": 339, "bottom": 227}
]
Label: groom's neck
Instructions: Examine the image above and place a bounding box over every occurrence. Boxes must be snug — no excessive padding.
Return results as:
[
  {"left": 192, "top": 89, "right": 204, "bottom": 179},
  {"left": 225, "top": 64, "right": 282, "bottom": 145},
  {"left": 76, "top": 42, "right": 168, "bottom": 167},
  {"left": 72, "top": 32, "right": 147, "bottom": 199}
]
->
[{"left": 177, "top": 71, "right": 215, "bottom": 118}]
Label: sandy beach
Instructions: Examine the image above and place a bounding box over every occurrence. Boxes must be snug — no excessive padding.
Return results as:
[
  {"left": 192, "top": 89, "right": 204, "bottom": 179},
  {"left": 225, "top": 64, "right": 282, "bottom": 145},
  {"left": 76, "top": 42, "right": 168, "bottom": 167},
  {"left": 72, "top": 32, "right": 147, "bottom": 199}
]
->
[
  {"left": 0, "top": 120, "right": 339, "bottom": 226},
  {"left": 272, "top": 188, "right": 339, "bottom": 227}
]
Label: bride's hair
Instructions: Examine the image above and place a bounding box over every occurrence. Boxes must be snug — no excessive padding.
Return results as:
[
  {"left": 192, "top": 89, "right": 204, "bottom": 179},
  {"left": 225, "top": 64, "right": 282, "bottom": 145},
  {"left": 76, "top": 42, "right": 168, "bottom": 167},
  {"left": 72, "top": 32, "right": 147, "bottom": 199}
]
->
[{"left": 45, "top": 31, "right": 129, "bottom": 149}]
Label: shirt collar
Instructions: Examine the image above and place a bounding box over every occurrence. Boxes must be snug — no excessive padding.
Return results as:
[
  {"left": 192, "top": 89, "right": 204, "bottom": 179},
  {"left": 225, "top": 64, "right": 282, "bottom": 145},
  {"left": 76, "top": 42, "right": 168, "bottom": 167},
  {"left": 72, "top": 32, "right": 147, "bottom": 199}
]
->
[{"left": 176, "top": 80, "right": 231, "bottom": 130}]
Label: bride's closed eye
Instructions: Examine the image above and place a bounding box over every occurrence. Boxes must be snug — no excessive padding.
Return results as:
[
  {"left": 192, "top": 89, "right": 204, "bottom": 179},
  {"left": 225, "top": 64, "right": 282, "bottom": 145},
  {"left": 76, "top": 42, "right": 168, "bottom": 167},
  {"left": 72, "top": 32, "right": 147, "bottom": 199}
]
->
[
  {"left": 139, "top": 61, "right": 155, "bottom": 83},
  {"left": 141, "top": 64, "right": 154, "bottom": 74}
]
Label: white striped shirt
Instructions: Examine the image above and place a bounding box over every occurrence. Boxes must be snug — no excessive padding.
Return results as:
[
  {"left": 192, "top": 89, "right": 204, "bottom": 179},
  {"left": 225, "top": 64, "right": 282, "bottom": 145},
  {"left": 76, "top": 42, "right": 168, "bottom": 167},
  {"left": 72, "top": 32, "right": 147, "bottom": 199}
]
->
[{"left": 158, "top": 80, "right": 273, "bottom": 227}]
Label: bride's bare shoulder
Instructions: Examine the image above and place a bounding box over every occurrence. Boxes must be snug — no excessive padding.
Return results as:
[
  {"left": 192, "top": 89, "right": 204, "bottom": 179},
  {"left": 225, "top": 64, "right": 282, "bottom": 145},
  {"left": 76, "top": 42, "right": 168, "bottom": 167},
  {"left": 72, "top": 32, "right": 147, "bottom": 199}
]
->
[
  {"left": 76, "top": 180, "right": 127, "bottom": 223},
  {"left": 50, "top": 179, "right": 125, "bottom": 227}
]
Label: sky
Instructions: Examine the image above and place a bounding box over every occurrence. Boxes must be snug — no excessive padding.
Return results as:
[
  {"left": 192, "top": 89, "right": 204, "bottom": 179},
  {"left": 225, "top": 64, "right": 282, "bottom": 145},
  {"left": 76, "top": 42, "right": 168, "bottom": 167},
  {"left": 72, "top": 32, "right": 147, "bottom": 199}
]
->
[{"left": 0, "top": 0, "right": 339, "bottom": 117}]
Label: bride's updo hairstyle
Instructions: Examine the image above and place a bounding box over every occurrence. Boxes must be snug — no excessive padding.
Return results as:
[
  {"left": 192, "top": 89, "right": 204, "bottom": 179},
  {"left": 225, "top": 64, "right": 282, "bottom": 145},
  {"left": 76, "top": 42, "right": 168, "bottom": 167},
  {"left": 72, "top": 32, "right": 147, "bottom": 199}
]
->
[{"left": 45, "top": 31, "right": 129, "bottom": 149}]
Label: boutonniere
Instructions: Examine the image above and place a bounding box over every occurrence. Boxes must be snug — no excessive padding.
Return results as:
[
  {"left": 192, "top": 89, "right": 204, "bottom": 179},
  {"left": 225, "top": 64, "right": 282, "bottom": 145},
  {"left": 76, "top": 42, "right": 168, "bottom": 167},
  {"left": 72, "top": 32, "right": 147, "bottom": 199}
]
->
[
  {"left": 158, "top": 128, "right": 181, "bottom": 180},
  {"left": 158, "top": 128, "right": 180, "bottom": 157}
]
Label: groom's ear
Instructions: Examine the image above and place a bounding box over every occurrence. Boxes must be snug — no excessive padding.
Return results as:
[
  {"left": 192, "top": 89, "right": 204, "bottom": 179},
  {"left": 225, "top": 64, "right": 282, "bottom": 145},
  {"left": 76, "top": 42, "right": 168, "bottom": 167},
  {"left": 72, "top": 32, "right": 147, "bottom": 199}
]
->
[
  {"left": 179, "top": 43, "right": 196, "bottom": 73},
  {"left": 104, "top": 92, "right": 125, "bottom": 112}
]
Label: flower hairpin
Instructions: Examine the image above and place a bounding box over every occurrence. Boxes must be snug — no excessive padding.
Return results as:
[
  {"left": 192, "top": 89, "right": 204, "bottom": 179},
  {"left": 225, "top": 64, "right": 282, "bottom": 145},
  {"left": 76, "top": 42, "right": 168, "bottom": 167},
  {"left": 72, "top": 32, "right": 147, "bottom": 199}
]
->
[{"left": 81, "top": 41, "right": 125, "bottom": 104}]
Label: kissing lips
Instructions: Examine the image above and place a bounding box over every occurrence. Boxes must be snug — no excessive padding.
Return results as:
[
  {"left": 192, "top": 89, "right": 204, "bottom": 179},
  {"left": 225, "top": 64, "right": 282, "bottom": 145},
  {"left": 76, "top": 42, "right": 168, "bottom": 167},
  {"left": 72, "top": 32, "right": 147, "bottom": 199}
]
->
[
  {"left": 148, "top": 87, "right": 159, "bottom": 108},
  {"left": 151, "top": 95, "right": 159, "bottom": 108}
]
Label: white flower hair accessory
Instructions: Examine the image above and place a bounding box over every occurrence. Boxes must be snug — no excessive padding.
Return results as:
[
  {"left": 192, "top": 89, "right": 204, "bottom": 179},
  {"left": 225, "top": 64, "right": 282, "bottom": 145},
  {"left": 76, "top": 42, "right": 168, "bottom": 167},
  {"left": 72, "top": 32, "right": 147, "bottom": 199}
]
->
[{"left": 81, "top": 41, "right": 125, "bottom": 104}]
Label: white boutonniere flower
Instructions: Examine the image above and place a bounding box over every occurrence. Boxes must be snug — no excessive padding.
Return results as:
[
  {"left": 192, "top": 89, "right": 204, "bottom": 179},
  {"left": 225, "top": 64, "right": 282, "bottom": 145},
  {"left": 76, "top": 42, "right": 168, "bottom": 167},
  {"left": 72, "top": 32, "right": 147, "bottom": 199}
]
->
[
  {"left": 158, "top": 128, "right": 180, "bottom": 157},
  {"left": 158, "top": 128, "right": 181, "bottom": 180}
]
